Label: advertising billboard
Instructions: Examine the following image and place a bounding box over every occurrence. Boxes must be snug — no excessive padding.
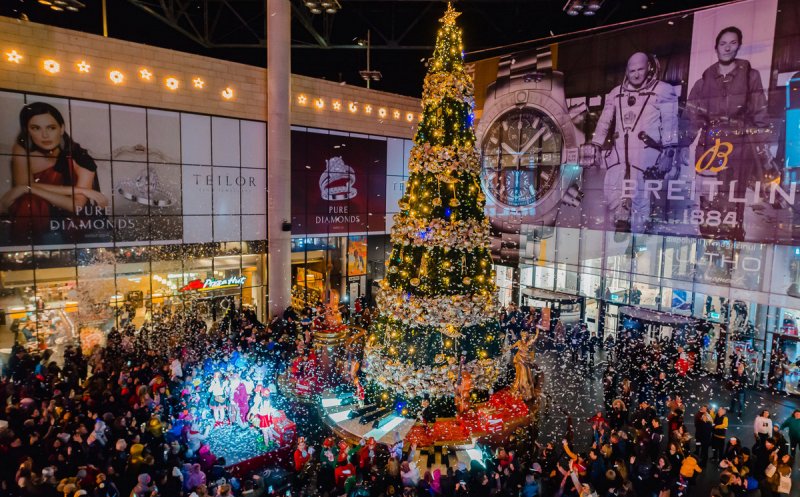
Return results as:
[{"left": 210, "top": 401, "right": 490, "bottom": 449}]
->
[
  {"left": 472, "top": 0, "right": 800, "bottom": 263},
  {"left": 291, "top": 129, "right": 387, "bottom": 236},
  {"left": 0, "top": 91, "right": 267, "bottom": 248}
]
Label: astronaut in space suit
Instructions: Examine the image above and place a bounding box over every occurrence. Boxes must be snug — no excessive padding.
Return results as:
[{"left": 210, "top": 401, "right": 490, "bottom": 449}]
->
[{"left": 591, "top": 52, "right": 680, "bottom": 234}]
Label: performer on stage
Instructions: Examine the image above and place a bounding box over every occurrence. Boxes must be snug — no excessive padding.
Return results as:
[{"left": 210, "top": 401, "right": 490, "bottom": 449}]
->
[
  {"left": 249, "top": 385, "right": 278, "bottom": 445},
  {"left": 510, "top": 329, "right": 539, "bottom": 402},
  {"left": 353, "top": 376, "right": 365, "bottom": 407},
  {"left": 208, "top": 371, "right": 228, "bottom": 426},
  {"left": 418, "top": 395, "right": 434, "bottom": 435},
  {"left": 455, "top": 367, "right": 473, "bottom": 414},
  {"left": 228, "top": 372, "right": 249, "bottom": 428}
]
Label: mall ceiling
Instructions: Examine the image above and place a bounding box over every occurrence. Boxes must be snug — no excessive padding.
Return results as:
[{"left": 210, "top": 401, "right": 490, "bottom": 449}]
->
[{"left": 2, "top": 0, "right": 735, "bottom": 96}]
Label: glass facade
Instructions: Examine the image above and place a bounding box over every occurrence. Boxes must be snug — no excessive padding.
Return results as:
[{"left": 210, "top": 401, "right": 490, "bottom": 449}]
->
[
  {"left": 494, "top": 226, "right": 800, "bottom": 383},
  {"left": 0, "top": 90, "right": 268, "bottom": 353}
]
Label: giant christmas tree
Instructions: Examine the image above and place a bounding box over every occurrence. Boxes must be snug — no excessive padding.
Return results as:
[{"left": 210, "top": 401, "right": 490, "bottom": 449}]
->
[{"left": 363, "top": 4, "right": 503, "bottom": 418}]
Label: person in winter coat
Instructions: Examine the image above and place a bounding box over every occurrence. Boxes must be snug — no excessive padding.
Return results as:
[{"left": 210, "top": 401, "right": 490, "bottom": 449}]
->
[
  {"left": 712, "top": 407, "right": 729, "bottom": 462},
  {"left": 680, "top": 453, "right": 703, "bottom": 494},
  {"left": 779, "top": 409, "right": 800, "bottom": 458},
  {"left": 130, "top": 473, "right": 153, "bottom": 497},
  {"left": 94, "top": 473, "right": 121, "bottom": 497}
]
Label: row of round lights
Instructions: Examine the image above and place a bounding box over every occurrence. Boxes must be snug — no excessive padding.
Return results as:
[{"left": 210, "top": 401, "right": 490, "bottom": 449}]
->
[
  {"left": 37, "top": 0, "right": 83, "bottom": 12},
  {"left": 3, "top": 49, "right": 236, "bottom": 100},
  {"left": 296, "top": 93, "right": 421, "bottom": 123}
]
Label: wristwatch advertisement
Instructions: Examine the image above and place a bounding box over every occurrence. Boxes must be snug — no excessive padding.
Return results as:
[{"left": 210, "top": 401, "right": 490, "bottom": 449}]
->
[{"left": 476, "top": 47, "right": 588, "bottom": 264}]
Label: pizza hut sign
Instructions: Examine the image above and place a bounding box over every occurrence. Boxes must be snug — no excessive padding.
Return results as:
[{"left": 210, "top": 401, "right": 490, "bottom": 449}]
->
[{"left": 180, "top": 276, "right": 246, "bottom": 292}]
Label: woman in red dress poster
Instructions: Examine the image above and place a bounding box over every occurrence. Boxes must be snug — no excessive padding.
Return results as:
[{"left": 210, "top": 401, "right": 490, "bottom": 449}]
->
[{"left": 0, "top": 102, "right": 108, "bottom": 243}]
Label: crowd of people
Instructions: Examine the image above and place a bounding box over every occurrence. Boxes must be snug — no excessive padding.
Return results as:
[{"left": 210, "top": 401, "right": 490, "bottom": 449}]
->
[
  {"left": 2, "top": 299, "right": 800, "bottom": 497},
  {"left": 0, "top": 302, "right": 307, "bottom": 497}
]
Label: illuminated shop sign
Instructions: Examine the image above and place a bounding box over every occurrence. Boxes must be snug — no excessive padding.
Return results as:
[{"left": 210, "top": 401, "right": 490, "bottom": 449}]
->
[{"left": 180, "top": 276, "right": 246, "bottom": 292}]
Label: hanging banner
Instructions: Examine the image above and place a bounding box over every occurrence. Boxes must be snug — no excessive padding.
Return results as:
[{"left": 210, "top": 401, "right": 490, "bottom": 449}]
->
[
  {"left": 472, "top": 0, "right": 800, "bottom": 264},
  {"left": 291, "top": 130, "right": 387, "bottom": 235}
]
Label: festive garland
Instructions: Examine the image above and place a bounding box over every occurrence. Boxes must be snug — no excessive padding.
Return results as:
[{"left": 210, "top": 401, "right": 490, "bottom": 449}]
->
[
  {"left": 407, "top": 143, "right": 481, "bottom": 176},
  {"left": 362, "top": 347, "right": 501, "bottom": 398},
  {"left": 390, "top": 215, "right": 490, "bottom": 251},
  {"left": 376, "top": 285, "right": 498, "bottom": 330},
  {"left": 421, "top": 71, "right": 476, "bottom": 110}
]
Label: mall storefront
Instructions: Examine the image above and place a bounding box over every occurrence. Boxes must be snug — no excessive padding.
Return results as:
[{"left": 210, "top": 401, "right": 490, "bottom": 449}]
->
[
  {"left": 288, "top": 126, "right": 413, "bottom": 312},
  {"left": 0, "top": 243, "right": 267, "bottom": 352},
  {"left": 495, "top": 227, "right": 800, "bottom": 386}
]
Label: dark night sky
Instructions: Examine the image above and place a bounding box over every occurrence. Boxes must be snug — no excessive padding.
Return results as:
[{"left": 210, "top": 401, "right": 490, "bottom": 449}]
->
[{"left": 1, "top": 0, "right": 733, "bottom": 97}]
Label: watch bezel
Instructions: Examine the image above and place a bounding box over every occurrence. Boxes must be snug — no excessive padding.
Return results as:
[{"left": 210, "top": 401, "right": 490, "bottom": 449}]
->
[
  {"left": 477, "top": 88, "right": 581, "bottom": 213},
  {"left": 479, "top": 106, "right": 564, "bottom": 208}
]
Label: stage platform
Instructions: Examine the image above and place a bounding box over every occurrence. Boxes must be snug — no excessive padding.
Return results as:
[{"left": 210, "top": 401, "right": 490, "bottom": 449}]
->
[
  {"left": 319, "top": 388, "right": 532, "bottom": 457},
  {"left": 320, "top": 392, "right": 418, "bottom": 445}
]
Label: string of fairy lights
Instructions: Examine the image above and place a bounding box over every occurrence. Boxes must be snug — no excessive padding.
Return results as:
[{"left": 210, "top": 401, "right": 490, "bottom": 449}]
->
[
  {"left": 2, "top": 46, "right": 424, "bottom": 122},
  {"left": 2, "top": 47, "right": 237, "bottom": 100}
]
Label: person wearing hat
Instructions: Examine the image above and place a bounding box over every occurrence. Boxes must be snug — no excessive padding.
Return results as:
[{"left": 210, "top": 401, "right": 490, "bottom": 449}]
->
[
  {"left": 248, "top": 386, "right": 277, "bottom": 446},
  {"left": 336, "top": 439, "right": 351, "bottom": 466},
  {"left": 293, "top": 437, "right": 313, "bottom": 472},
  {"left": 334, "top": 455, "right": 357, "bottom": 491},
  {"left": 131, "top": 473, "right": 154, "bottom": 497},
  {"left": 521, "top": 463, "right": 542, "bottom": 497},
  {"left": 318, "top": 437, "right": 337, "bottom": 493},
  {"left": 94, "top": 473, "right": 120, "bottom": 497},
  {"left": 358, "top": 437, "right": 378, "bottom": 471}
]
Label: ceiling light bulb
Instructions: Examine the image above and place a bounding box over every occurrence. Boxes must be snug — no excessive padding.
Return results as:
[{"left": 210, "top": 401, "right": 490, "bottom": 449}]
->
[
  {"left": 320, "top": 1, "right": 332, "bottom": 7},
  {"left": 304, "top": 1, "right": 318, "bottom": 7},
  {"left": 50, "top": 5, "right": 63, "bottom": 11},
  {"left": 583, "top": 9, "right": 595, "bottom": 15},
  {"left": 310, "top": 7, "right": 322, "bottom": 14},
  {"left": 325, "top": 7, "right": 337, "bottom": 13}
]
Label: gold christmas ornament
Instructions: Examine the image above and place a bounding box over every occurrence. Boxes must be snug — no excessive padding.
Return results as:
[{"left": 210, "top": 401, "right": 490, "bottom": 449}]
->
[
  {"left": 432, "top": 197, "right": 442, "bottom": 206},
  {"left": 449, "top": 198, "right": 460, "bottom": 207},
  {"left": 441, "top": 324, "right": 463, "bottom": 338},
  {"left": 463, "top": 276, "right": 472, "bottom": 285},
  {"left": 410, "top": 278, "right": 421, "bottom": 287}
]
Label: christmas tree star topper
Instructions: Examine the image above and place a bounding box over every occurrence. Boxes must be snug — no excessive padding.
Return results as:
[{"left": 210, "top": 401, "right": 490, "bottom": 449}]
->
[{"left": 440, "top": 2, "right": 461, "bottom": 25}]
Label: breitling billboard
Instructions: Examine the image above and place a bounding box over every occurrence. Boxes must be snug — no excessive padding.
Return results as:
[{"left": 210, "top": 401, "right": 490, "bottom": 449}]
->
[{"left": 471, "top": 0, "right": 800, "bottom": 263}]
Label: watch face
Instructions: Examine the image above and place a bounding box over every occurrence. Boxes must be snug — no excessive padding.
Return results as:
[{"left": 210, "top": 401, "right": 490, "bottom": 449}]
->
[{"left": 480, "top": 107, "right": 563, "bottom": 208}]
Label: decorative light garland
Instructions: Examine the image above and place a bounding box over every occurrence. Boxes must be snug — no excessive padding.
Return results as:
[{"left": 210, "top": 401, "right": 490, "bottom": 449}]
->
[{"left": 1, "top": 47, "right": 236, "bottom": 101}]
